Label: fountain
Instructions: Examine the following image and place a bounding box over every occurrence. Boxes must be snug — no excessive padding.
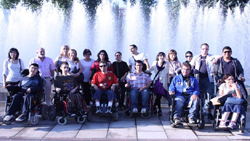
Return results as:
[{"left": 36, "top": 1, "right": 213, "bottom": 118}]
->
[{"left": 0, "top": 0, "right": 250, "bottom": 83}]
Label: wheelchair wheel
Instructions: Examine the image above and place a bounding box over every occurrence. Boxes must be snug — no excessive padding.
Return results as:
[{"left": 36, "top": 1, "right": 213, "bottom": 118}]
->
[
  {"left": 87, "top": 112, "right": 93, "bottom": 121},
  {"left": 113, "top": 112, "right": 119, "bottom": 121},
  {"left": 124, "top": 109, "right": 132, "bottom": 118},
  {"left": 57, "top": 117, "right": 67, "bottom": 125},
  {"left": 28, "top": 115, "right": 39, "bottom": 125},
  {"left": 239, "top": 118, "right": 246, "bottom": 133},
  {"left": 41, "top": 104, "right": 49, "bottom": 120},
  {"left": 197, "top": 119, "right": 205, "bottom": 129},
  {"left": 76, "top": 116, "right": 86, "bottom": 124},
  {"left": 48, "top": 105, "right": 56, "bottom": 121},
  {"left": 141, "top": 112, "right": 150, "bottom": 119}
]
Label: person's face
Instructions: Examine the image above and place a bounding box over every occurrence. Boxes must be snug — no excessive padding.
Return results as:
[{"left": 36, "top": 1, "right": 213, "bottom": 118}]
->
[
  {"left": 185, "top": 53, "right": 193, "bottom": 62},
  {"left": 84, "top": 52, "right": 91, "bottom": 59},
  {"left": 29, "top": 65, "right": 38, "bottom": 76},
  {"left": 69, "top": 51, "right": 76, "bottom": 59},
  {"left": 129, "top": 46, "right": 137, "bottom": 54},
  {"left": 10, "top": 51, "right": 17, "bottom": 59},
  {"left": 223, "top": 49, "right": 232, "bottom": 58},
  {"left": 99, "top": 63, "right": 107, "bottom": 72},
  {"left": 115, "top": 53, "right": 122, "bottom": 61},
  {"left": 99, "top": 52, "right": 106, "bottom": 60},
  {"left": 158, "top": 54, "right": 165, "bottom": 61},
  {"left": 181, "top": 65, "right": 191, "bottom": 77},
  {"left": 62, "top": 47, "right": 69, "bottom": 56},
  {"left": 200, "top": 45, "right": 209, "bottom": 56},
  {"left": 37, "top": 48, "right": 45, "bottom": 58},
  {"left": 60, "top": 64, "right": 69, "bottom": 74},
  {"left": 135, "top": 62, "right": 143, "bottom": 72},
  {"left": 225, "top": 76, "right": 234, "bottom": 85},
  {"left": 169, "top": 53, "right": 176, "bottom": 61}
]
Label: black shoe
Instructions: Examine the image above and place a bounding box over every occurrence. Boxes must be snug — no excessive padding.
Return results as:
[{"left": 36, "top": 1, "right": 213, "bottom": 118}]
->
[
  {"left": 16, "top": 114, "right": 27, "bottom": 122},
  {"left": 153, "top": 106, "right": 157, "bottom": 115},
  {"left": 95, "top": 107, "right": 101, "bottom": 114},
  {"left": 158, "top": 110, "right": 162, "bottom": 116},
  {"left": 106, "top": 107, "right": 112, "bottom": 114}
]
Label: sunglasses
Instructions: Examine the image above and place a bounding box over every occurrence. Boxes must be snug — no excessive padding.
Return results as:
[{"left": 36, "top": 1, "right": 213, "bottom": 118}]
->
[
  {"left": 224, "top": 51, "right": 231, "bottom": 54},
  {"left": 186, "top": 55, "right": 192, "bottom": 58},
  {"left": 115, "top": 54, "right": 121, "bottom": 56},
  {"left": 99, "top": 65, "right": 107, "bottom": 68}
]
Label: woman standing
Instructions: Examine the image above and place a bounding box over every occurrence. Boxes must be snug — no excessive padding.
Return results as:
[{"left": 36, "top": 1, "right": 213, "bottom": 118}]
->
[
  {"left": 67, "top": 49, "right": 83, "bottom": 86},
  {"left": 54, "top": 45, "right": 70, "bottom": 75},
  {"left": 80, "top": 49, "right": 94, "bottom": 105},
  {"left": 3, "top": 48, "right": 25, "bottom": 92},
  {"left": 167, "top": 49, "right": 181, "bottom": 84},
  {"left": 148, "top": 52, "right": 169, "bottom": 116}
]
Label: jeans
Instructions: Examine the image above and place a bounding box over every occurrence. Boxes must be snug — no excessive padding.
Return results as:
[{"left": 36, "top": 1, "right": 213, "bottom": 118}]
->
[
  {"left": 130, "top": 88, "right": 150, "bottom": 109},
  {"left": 199, "top": 78, "right": 214, "bottom": 110},
  {"left": 174, "top": 95, "right": 199, "bottom": 119},
  {"left": 93, "top": 89, "right": 116, "bottom": 101}
]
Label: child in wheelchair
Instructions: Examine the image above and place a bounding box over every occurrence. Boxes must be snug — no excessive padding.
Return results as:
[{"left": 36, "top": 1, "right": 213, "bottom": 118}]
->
[
  {"left": 213, "top": 74, "right": 247, "bottom": 132},
  {"left": 3, "top": 63, "right": 45, "bottom": 124},
  {"left": 52, "top": 62, "right": 87, "bottom": 125}
]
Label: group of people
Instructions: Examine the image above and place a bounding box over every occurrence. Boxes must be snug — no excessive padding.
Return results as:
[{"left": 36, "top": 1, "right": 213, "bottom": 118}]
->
[{"left": 2, "top": 43, "right": 247, "bottom": 130}]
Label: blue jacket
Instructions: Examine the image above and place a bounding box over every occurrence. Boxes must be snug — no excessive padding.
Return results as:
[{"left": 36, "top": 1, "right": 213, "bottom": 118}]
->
[{"left": 169, "top": 74, "right": 199, "bottom": 96}]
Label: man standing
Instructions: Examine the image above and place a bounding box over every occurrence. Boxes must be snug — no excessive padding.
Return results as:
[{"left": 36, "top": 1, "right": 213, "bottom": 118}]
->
[
  {"left": 169, "top": 62, "right": 200, "bottom": 124},
  {"left": 213, "top": 46, "right": 246, "bottom": 94},
  {"left": 91, "top": 61, "right": 119, "bottom": 114},
  {"left": 190, "top": 43, "right": 218, "bottom": 119},
  {"left": 112, "top": 52, "right": 130, "bottom": 109},
  {"left": 126, "top": 60, "right": 152, "bottom": 113},
  {"left": 128, "top": 44, "right": 150, "bottom": 73},
  {"left": 29, "top": 48, "right": 56, "bottom": 105}
]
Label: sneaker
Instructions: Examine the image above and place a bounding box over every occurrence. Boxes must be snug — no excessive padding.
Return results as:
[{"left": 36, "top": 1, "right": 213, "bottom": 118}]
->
[
  {"left": 3, "top": 115, "right": 15, "bottom": 122},
  {"left": 95, "top": 107, "right": 101, "bottom": 114},
  {"left": 174, "top": 118, "right": 182, "bottom": 125},
  {"left": 141, "top": 108, "right": 147, "bottom": 114},
  {"left": 132, "top": 108, "right": 138, "bottom": 113},
  {"left": 219, "top": 121, "right": 227, "bottom": 128},
  {"left": 189, "top": 118, "right": 195, "bottom": 124},
  {"left": 106, "top": 107, "right": 112, "bottom": 114},
  {"left": 16, "top": 114, "right": 27, "bottom": 122},
  {"left": 227, "top": 122, "right": 236, "bottom": 129}
]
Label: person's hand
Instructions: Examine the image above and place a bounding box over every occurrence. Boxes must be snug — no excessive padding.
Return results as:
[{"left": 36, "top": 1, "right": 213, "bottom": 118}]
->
[
  {"left": 26, "top": 88, "right": 31, "bottom": 94},
  {"left": 93, "top": 85, "right": 98, "bottom": 90},
  {"left": 239, "top": 77, "right": 245, "bottom": 82},
  {"left": 192, "top": 94, "right": 198, "bottom": 101},
  {"left": 56, "top": 88, "right": 61, "bottom": 93},
  {"left": 125, "top": 83, "right": 130, "bottom": 88},
  {"left": 217, "top": 79, "right": 222, "bottom": 83},
  {"left": 232, "top": 82, "right": 238, "bottom": 89},
  {"left": 3, "top": 83, "right": 6, "bottom": 88},
  {"left": 69, "top": 89, "right": 75, "bottom": 94},
  {"left": 111, "top": 85, "right": 116, "bottom": 91},
  {"left": 169, "top": 91, "right": 175, "bottom": 95},
  {"left": 139, "top": 87, "right": 144, "bottom": 92}
]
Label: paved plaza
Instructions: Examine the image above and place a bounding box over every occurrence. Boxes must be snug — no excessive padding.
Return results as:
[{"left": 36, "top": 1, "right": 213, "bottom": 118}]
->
[{"left": 0, "top": 102, "right": 249, "bottom": 141}]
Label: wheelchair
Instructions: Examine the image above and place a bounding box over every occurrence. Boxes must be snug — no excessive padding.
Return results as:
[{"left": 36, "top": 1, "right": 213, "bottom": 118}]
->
[
  {"left": 88, "top": 86, "right": 120, "bottom": 121},
  {"left": 3, "top": 74, "right": 49, "bottom": 125},
  {"left": 48, "top": 90, "right": 88, "bottom": 125},
  {"left": 124, "top": 87, "right": 154, "bottom": 119},
  {"left": 169, "top": 94, "right": 205, "bottom": 129},
  {"left": 212, "top": 94, "right": 248, "bottom": 133}
]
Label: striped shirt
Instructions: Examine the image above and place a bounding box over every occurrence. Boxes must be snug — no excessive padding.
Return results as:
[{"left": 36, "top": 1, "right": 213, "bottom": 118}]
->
[{"left": 126, "top": 72, "right": 151, "bottom": 89}]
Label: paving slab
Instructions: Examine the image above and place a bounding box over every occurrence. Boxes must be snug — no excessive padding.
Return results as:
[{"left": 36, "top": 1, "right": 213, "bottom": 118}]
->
[
  {"left": 110, "top": 120, "right": 135, "bottom": 128},
  {"left": 76, "top": 130, "right": 107, "bottom": 139},
  {"left": 165, "top": 129, "right": 198, "bottom": 139},
  {"left": 137, "top": 120, "right": 164, "bottom": 132},
  {"left": 193, "top": 127, "right": 232, "bottom": 136},
  {"left": 0, "top": 123, "right": 24, "bottom": 138},
  {"left": 107, "top": 128, "right": 136, "bottom": 139},
  {"left": 44, "top": 124, "right": 82, "bottom": 139},
  {"left": 13, "top": 124, "right": 54, "bottom": 139},
  {"left": 227, "top": 130, "right": 250, "bottom": 140},
  {"left": 161, "top": 120, "right": 190, "bottom": 130},
  {"left": 138, "top": 131, "right": 168, "bottom": 139},
  {"left": 198, "top": 136, "right": 228, "bottom": 140},
  {"left": 80, "top": 122, "right": 109, "bottom": 131}
]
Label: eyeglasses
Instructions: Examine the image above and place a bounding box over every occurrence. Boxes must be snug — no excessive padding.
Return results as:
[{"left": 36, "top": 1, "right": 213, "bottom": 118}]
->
[
  {"left": 99, "top": 65, "right": 107, "bottom": 68},
  {"left": 186, "top": 55, "right": 192, "bottom": 58},
  {"left": 224, "top": 51, "right": 231, "bottom": 54}
]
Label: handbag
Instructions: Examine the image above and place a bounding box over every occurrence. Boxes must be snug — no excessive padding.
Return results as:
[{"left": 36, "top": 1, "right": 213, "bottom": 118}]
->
[
  {"left": 225, "top": 97, "right": 244, "bottom": 105},
  {"left": 150, "top": 62, "right": 165, "bottom": 91},
  {"left": 210, "top": 94, "right": 233, "bottom": 105},
  {"left": 71, "top": 66, "right": 84, "bottom": 83}
]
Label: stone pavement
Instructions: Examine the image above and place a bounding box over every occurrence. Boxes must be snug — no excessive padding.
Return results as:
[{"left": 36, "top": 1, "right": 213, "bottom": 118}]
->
[{"left": 0, "top": 102, "right": 250, "bottom": 141}]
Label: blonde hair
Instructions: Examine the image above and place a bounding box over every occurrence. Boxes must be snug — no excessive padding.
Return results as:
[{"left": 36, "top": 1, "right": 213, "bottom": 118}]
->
[
  {"left": 59, "top": 45, "right": 70, "bottom": 58},
  {"left": 68, "top": 49, "right": 79, "bottom": 62}
]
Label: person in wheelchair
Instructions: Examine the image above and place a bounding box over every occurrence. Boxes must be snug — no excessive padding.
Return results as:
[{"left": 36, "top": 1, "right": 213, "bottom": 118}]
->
[
  {"left": 54, "top": 62, "right": 85, "bottom": 116},
  {"left": 125, "top": 60, "right": 152, "bottom": 114},
  {"left": 3, "top": 63, "right": 43, "bottom": 122},
  {"left": 169, "top": 62, "right": 199, "bottom": 125},
  {"left": 91, "top": 60, "right": 118, "bottom": 114},
  {"left": 218, "top": 74, "right": 246, "bottom": 129}
]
